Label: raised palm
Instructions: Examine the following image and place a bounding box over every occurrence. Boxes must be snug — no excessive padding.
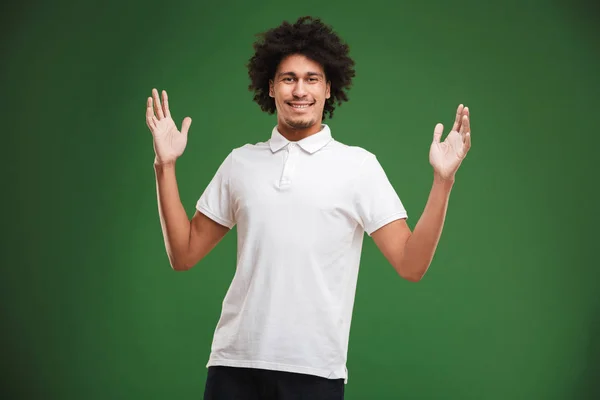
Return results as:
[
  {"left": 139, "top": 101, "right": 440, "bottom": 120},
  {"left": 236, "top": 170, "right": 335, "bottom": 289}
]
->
[
  {"left": 146, "top": 88, "right": 192, "bottom": 165},
  {"left": 429, "top": 104, "right": 472, "bottom": 180}
]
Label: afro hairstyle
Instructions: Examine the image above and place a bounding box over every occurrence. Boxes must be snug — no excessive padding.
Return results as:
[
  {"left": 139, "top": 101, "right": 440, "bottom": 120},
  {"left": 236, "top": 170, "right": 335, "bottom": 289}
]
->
[{"left": 247, "top": 16, "right": 356, "bottom": 120}]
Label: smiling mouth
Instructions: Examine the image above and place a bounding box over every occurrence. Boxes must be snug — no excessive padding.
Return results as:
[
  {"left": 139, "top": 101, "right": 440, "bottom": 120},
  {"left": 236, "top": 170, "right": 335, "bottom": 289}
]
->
[{"left": 288, "top": 103, "right": 314, "bottom": 110}]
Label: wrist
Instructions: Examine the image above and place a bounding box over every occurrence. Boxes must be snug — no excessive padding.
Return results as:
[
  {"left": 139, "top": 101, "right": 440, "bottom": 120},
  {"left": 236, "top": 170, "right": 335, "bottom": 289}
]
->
[
  {"left": 154, "top": 157, "right": 176, "bottom": 170},
  {"left": 433, "top": 172, "right": 455, "bottom": 188}
]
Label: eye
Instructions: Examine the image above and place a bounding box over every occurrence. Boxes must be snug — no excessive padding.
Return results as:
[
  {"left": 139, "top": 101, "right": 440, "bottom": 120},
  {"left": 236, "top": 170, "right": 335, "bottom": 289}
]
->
[{"left": 283, "top": 77, "right": 295, "bottom": 83}]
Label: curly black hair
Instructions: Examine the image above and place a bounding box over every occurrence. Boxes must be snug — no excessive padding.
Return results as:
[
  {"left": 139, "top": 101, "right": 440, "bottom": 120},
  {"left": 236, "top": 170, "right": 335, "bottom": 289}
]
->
[{"left": 247, "top": 16, "right": 356, "bottom": 120}]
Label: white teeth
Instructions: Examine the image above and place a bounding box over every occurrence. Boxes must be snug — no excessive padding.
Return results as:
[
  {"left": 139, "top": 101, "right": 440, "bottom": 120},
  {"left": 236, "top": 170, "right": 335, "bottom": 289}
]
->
[{"left": 291, "top": 104, "right": 310, "bottom": 108}]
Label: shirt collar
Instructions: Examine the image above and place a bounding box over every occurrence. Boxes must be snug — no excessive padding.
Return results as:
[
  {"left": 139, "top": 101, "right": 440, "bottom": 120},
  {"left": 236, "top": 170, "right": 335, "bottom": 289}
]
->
[{"left": 269, "top": 124, "right": 333, "bottom": 154}]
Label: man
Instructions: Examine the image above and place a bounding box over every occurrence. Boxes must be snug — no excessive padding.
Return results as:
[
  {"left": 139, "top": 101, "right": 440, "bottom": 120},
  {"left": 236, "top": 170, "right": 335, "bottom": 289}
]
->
[{"left": 146, "top": 16, "right": 471, "bottom": 400}]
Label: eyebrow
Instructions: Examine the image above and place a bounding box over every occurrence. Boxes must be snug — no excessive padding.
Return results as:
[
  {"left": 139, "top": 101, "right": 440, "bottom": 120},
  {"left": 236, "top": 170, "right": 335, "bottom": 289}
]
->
[{"left": 277, "top": 71, "right": 324, "bottom": 78}]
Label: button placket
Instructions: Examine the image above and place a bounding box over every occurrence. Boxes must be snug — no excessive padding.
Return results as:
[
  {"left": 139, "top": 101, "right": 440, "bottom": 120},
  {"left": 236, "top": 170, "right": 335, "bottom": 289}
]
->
[{"left": 279, "top": 143, "right": 298, "bottom": 189}]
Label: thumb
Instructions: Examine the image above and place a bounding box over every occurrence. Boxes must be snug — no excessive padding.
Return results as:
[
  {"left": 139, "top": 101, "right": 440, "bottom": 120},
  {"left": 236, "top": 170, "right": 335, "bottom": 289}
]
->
[
  {"left": 181, "top": 117, "right": 192, "bottom": 136},
  {"left": 433, "top": 123, "right": 443, "bottom": 143}
]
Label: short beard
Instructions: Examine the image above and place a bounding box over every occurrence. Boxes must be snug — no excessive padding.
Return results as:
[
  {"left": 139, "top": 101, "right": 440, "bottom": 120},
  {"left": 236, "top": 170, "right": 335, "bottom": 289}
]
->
[{"left": 284, "top": 117, "right": 316, "bottom": 130}]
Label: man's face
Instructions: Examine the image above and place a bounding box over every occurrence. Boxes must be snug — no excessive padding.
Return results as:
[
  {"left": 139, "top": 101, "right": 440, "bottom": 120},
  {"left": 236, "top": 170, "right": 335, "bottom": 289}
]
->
[{"left": 269, "top": 54, "right": 331, "bottom": 133}]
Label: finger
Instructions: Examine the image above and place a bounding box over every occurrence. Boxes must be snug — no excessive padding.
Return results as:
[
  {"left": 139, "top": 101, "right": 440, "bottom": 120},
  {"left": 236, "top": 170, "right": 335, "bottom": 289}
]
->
[
  {"left": 462, "top": 107, "right": 470, "bottom": 138},
  {"left": 433, "top": 123, "right": 443, "bottom": 143},
  {"left": 464, "top": 129, "right": 471, "bottom": 151},
  {"left": 452, "top": 104, "right": 464, "bottom": 132},
  {"left": 181, "top": 117, "right": 192, "bottom": 136},
  {"left": 162, "top": 90, "right": 171, "bottom": 119},
  {"left": 152, "top": 88, "right": 164, "bottom": 119},
  {"left": 463, "top": 107, "right": 471, "bottom": 135},
  {"left": 460, "top": 116, "right": 470, "bottom": 149},
  {"left": 460, "top": 114, "right": 470, "bottom": 136},
  {"left": 146, "top": 97, "right": 156, "bottom": 129}
]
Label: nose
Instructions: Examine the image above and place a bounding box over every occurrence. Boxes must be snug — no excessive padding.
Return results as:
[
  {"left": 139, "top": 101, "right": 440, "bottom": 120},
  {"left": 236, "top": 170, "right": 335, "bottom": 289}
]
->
[{"left": 292, "top": 80, "right": 307, "bottom": 98}]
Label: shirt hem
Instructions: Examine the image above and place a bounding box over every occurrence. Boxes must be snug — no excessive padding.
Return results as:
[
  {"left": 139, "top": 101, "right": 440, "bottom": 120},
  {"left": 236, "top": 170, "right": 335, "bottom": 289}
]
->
[
  {"left": 206, "top": 358, "right": 348, "bottom": 384},
  {"left": 196, "top": 203, "right": 235, "bottom": 229},
  {"left": 366, "top": 212, "right": 408, "bottom": 236}
]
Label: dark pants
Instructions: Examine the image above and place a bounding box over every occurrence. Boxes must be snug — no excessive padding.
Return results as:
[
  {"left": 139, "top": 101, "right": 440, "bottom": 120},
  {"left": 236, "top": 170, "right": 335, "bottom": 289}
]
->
[{"left": 203, "top": 366, "right": 345, "bottom": 400}]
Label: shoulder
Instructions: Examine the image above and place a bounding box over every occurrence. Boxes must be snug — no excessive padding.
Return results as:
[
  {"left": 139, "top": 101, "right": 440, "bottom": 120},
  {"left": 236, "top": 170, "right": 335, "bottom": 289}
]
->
[
  {"left": 224, "top": 141, "right": 271, "bottom": 161},
  {"left": 326, "top": 139, "right": 378, "bottom": 168},
  {"left": 230, "top": 141, "right": 268, "bottom": 153}
]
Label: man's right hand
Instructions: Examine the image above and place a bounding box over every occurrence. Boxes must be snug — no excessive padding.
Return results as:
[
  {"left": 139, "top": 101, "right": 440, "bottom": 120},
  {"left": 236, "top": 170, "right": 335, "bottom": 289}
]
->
[{"left": 146, "top": 88, "right": 192, "bottom": 165}]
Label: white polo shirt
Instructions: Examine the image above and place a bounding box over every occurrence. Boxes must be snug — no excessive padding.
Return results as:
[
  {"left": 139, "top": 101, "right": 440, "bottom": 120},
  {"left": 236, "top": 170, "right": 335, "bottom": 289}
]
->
[{"left": 196, "top": 124, "right": 407, "bottom": 383}]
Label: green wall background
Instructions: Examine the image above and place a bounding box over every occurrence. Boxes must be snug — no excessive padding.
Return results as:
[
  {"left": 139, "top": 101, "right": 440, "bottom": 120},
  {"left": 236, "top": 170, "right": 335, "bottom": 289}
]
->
[{"left": 3, "top": 0, "right": 599, "bottom": 398}]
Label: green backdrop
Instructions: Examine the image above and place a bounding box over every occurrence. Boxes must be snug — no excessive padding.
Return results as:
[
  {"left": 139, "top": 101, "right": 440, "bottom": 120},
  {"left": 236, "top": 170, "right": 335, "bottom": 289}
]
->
[{"left": 3, "top": 0, "right": 599, "bottom": 398}]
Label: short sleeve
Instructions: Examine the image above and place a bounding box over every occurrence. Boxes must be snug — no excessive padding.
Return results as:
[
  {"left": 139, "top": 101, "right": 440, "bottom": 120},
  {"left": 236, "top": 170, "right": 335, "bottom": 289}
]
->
[
  {"left": 354, "top": 154, "right": 407, "bottom": 236},
  {"left": 196, "top": 152, "right": 236, "bottom": 229}
]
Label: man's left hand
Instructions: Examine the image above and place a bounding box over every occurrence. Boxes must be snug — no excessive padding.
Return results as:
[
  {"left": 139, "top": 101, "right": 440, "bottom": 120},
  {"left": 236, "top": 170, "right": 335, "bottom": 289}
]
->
[{"left": 429, "top": 104, "right": 472, "bottom": 181}]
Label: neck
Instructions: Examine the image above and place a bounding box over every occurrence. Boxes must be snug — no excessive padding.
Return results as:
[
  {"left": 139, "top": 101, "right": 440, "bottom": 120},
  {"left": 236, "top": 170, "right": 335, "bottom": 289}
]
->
[{"left": 277, "top": 121, "right": 323, "bottom": 141}]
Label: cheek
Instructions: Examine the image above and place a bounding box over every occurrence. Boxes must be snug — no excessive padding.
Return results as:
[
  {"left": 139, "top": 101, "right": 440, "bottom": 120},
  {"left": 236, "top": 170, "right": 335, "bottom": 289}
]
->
[
  {"left": 275, "top": 87, "right": 289, "bottom": 101},
  {"left": 316, "top": 87, "right": 328, "bottom": 100}
]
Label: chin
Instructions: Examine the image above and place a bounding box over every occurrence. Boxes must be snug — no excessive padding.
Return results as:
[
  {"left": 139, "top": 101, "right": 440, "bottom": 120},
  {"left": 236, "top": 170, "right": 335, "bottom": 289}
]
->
[{"left": 285, "top": 118, "right": 317, "bottom": 130}]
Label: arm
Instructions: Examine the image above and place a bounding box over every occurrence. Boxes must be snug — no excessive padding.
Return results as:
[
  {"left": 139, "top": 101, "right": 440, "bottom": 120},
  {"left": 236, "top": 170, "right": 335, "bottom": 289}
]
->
[
  {"left": 147, "top": 88, "right": 230, "bottom": 271},
  {"left": 155, "top": 162, "right": 229, "bottom": 271},
  {"left": 372, "top": 104, "right": 471, "bottom": 282},
  {"left": 371, "top": 175, "right": 453, "bottom": 282}
]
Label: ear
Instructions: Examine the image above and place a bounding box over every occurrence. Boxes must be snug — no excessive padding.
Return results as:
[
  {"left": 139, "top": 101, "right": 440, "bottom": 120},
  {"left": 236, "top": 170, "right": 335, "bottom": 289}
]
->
[
  {"left": 326, "top": 80, "right": 331, "bottom": 99},
  {"left": 269, "top": 79, "right": 274, "bottom": 98}
]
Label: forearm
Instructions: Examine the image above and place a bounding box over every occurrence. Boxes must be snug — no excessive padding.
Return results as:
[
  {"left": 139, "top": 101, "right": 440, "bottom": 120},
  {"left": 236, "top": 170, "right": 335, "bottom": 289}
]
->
[
  {"left": 154, "top": 161, "right": 191, "bottom": 270},
  {"left": 400, "top": 174, "right": 454, "bottom": 281}
]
